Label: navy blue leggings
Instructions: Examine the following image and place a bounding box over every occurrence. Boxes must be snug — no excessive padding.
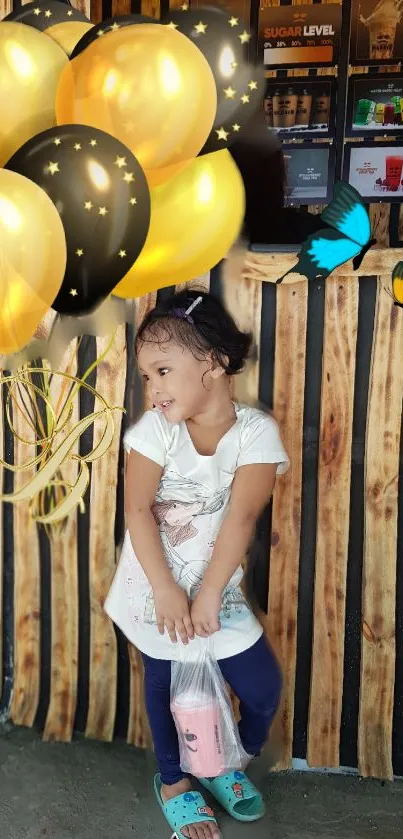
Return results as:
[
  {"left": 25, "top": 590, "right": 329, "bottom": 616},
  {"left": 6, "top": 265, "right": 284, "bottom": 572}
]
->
[{"left": 141, "top": 634, "right": 282, "bottom": 785}]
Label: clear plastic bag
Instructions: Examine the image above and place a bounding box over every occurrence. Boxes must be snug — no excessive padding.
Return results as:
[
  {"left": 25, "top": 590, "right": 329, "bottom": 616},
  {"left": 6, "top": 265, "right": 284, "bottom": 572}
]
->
[{"left": 170, "top": 636, "right": 244, "bottom": 778}]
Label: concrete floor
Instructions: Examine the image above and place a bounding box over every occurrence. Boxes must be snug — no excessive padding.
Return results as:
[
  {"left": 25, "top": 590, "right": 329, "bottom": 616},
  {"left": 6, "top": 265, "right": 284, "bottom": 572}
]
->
[{"left": 0, "top": 725, "right": 402, "bottom": 839}]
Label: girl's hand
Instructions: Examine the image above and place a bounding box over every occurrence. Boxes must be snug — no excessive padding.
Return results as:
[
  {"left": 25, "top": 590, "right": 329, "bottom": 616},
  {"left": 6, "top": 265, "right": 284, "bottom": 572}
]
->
[
  {"left": 153, "top": 582, "right": 194, "bottom": 645},
  {"left": 191, "top": 587, "right": 222, "bottom": 637}
]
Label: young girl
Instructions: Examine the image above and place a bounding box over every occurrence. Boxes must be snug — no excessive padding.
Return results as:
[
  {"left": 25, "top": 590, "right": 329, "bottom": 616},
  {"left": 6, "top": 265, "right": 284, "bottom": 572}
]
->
[{"left": 105, "top": 290, "right": 289, "bottom": 839}]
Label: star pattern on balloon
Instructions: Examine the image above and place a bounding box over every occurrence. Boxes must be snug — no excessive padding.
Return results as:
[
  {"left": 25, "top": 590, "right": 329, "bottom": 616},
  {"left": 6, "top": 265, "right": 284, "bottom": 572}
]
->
[
  {"left": 70, "top": 13, "right": 159, "bottom": 60},
  {"left": 5, "top": 126, "right": 151, "bottom": 315},
  {"left": 4, "top": 0, "right": 89, "bottom": 30},
  {"left": 162, "top": 5, "right": 265, "bottom": 154},
  {"left": 239, "top": 31, "right": 251, "bottom": 45}
]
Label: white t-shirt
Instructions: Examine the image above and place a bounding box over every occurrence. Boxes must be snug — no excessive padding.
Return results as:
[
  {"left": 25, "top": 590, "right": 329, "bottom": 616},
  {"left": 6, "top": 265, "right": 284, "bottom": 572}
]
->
[{"left": 104, "top": 403, "right": 289, "bottom": 661}]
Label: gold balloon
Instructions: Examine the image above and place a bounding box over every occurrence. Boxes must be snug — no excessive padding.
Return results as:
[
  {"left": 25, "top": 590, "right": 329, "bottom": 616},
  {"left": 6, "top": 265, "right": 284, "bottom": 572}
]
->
[
  {"left": 0, "top": 169, "right": 67, "bottom": 354},
  {"left": 0, "top": 22, "right": 68, "bottom": 167},
  {"left": 113, "top": 150, "right": 245, "bottom": 297},
  {"left": 45, "top": 21, "right": 94, "bottom": 57},
  {"left": 55, "top": 24, "right": 217, "bottom": 185}
]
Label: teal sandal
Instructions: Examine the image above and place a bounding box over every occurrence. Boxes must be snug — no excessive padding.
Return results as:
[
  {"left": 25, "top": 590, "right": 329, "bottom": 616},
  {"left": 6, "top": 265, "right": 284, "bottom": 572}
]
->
[
  {"left": 199, "top": 770, "right": 265, "bottom": 822},
  {"left": 154, "top": 774, "right": 219, "bottom": 838}
]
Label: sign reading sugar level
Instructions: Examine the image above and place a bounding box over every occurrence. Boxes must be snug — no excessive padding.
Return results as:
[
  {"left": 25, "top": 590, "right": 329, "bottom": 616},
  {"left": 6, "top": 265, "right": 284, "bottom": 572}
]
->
[{"left": 259, "top": 3, "right": 342, "bottom": 68}]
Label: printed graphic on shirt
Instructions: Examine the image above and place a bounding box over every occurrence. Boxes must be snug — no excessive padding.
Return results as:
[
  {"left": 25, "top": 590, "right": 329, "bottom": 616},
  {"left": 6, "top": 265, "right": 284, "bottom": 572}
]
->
[
  {"left": 122, "top": 473, "right": 246, "bottom": 626},
  {"left": 138, "top": 475, "right": 229, "bottom": 624}
]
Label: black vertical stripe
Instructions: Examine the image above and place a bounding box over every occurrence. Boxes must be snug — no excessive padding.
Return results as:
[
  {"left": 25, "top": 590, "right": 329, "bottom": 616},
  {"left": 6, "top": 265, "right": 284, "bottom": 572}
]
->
[
  {"left": 34, "top": 528, "right": 51, "bottom": 731},
  {"left": 156, "top": 286, "right": 176, "bottom": 305},
  {"left": 102, "top": 0, "right": 112, "bottom": 20},
  {"left": 340, "top": 276, "right": 377, "bottom": 769},
  {"left": 113, "top": 627, "right": 131, "bottom": 740},
  {"left": 160, "top": 0, "right": 170, "bottom": 18},
  {"left": 0, "top": 387, "right": 14, "bottom": 721},
  {"left": 293, "top": 280, "right": 325, "bottom": 759},
  {"left": 209, "top": 263, "right": 223, "bottom": 299},
  {"left": 259, "top": 281, "right": 276, "bottom": 410},
  {"left": 389, "top": 205, "right": 402, "bottom": 248},
  {"left": 249, "top": 0, "right": 259, "bottom": 58},
  {"left": 74, "top": 337, "right": 96, "bottom": 733},
  {"left": 253, "top": 281, "right": 277, "bottom": 610}
]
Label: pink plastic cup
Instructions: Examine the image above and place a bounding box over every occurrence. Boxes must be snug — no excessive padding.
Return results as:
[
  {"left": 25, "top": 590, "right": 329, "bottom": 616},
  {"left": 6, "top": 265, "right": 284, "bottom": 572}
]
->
[{"left": 171, "top": 696, "right": 225, "bottom": 777}]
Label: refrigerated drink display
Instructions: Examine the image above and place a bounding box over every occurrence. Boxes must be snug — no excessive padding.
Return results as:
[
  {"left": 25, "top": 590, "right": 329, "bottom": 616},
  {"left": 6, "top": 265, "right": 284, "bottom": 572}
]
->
[
  {"left": 295, "top": 89, "right": 313, "bottom": 128},
  {"left": 391, "top": 95, "right": 402, "bottom": 123},
  {"left": 264, "top": 94, "right": 274, "bottom": 127},
  {"left": 385, "top": 154, "right": 403, "bottom": 189},
  {"left": 312, "top": 92, "right": 330, "bottom": 127},
  {"left": 354, "top": 98, "right": 376, "bottom": 124},
  {"left": 375, "top": 102, "right": 385, "bottom": 122},
  {"left": 383, "top": 102, "right": 396, "bottom": 123},
  {"left": 273, "top": 87, "right": 298, "bottom": 129}
]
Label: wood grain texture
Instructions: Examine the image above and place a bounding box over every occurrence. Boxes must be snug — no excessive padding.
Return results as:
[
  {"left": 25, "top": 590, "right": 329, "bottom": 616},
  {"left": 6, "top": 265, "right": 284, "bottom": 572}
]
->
[
  {"left": 241, "top": 247, "right": 403, "bottom": 283},
  {"left": 0, "top": 0, "right": 12, "bottom": 17},
  {"left": 0, "top": 361, "right": 3, "bottom": 692},
  {"left": 127, "top": 643, "right": 152, "bottom": 748},
  {"left": 9, "top": 379, "right": 41, "bottom": 727},
  {"left": 140, "top": 0, "right": 160, "bottom": 18},
  {"left": 111, "top": 0, "right": 131, "bottom": 15},
  {"left": 267, "top": 282, "right": 308, "bottom": 769},
  {"left": 85, "top": 328, "right": 126, "bottom": 741},
  {"left": 43, "top": 344, "right": 79, "bottom": 743},
  {"left": 72, "top": 0, "right": 92, "bottom": 17},
  {"left": 358, "top": 282, "right": 403, "bottom": 780},
  {"left": 307, "top": 276, "right": 358, "bottom": 768},
  {"left": 369, "top": 205, "right": 390, "bottom": 249},
  {"left": 89, "top": 0, "right": 102, "bottom": 23}
]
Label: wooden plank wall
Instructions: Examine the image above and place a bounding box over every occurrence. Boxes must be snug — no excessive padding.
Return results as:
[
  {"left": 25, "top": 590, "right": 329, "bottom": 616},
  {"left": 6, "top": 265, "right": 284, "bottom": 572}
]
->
[
  {"left": 43, "top": 344, "right": 79, "bottom": 742},
  {"left": 359, "top": 289, "right": 403, "bottom": 779},
  {"left": 1, "top": 0, "right": 403, "bottom": 782}
]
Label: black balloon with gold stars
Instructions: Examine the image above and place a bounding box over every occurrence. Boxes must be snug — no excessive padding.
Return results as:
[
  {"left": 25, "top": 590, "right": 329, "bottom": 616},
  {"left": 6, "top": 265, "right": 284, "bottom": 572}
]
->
[
  {"left": 4, "top": 0, "right": 89, "bottom": 29},
  {"left": 162, "top": 4, "right": 265, "bottom": 155},
  {"left": 70, "top": 14, "right": 158, "bottom": 60},
  {"left": 6, "top": 126, "right": 151, "bottom": 316}
]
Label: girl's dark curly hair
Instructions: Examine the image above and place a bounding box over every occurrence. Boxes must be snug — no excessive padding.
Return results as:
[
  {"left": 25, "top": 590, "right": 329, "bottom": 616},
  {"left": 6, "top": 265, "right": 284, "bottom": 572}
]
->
[{"left": 135, "top": 289, "right": 252, "bottom": 376}]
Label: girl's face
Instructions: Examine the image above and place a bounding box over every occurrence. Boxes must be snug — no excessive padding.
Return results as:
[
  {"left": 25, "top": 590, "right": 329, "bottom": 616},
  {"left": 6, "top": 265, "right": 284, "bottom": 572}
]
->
[{"left": 137, "top": 339, "right": 221, "bottom": 423}]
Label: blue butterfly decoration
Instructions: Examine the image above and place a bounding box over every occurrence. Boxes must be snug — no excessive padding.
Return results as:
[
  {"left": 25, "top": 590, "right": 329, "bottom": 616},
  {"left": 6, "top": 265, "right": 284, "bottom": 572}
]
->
[{"left": 277, "top": 181, "right": 376, "bottom": 284}]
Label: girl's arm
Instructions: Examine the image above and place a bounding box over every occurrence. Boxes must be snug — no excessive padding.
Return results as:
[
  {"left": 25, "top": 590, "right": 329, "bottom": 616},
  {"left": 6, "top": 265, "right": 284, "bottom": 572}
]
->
[
  {"left": 126, "top": 450, "right": 194, "bottom": 644},
  {"left": 190, "top": 463, "right": 277, "bottom": 637}
]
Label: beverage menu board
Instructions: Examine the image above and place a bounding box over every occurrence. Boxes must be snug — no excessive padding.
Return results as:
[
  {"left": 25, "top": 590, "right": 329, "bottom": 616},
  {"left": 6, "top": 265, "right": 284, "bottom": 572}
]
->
[
  {"left": 346, "top": 74, "right": 403, "bottom": 135},
  {"left": 344, "top": 142, "right": 403, "bottom": 199},
  {"left": 264, "top": 79, "right": 335, "bottom": 139},
  {"left": 350, "top": 0, "right": 403, "bottom": 64},
  {"left": 283, "top": 145, "right": 334, "bottom": 203},
  {"left": 258, "top": 3, "right": 341, "bottom": 68}
]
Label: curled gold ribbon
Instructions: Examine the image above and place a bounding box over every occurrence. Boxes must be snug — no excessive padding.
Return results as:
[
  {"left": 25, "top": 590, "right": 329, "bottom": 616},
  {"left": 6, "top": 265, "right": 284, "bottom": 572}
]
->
[{"left": 0, "top": 364, "right": 124, "bottom": 528}]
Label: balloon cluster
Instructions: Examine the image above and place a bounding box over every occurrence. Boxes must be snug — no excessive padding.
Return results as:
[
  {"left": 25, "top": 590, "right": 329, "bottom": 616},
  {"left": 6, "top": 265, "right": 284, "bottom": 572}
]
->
[{"left": 0, "top": 2, "right": 265, "bottom": 354}]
